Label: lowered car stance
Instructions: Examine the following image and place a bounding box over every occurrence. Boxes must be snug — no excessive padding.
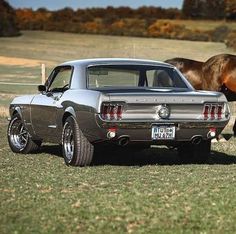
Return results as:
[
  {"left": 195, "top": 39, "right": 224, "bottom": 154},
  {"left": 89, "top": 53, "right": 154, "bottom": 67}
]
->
[{"left": 7, "top": 59, "right": 230, "bottom": 166}]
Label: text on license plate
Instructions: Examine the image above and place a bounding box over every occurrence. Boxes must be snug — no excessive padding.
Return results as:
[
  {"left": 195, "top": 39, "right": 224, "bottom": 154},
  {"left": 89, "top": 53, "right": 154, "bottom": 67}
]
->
[{"left": 152, "top": 126, "right": 175, "bottom": 140}]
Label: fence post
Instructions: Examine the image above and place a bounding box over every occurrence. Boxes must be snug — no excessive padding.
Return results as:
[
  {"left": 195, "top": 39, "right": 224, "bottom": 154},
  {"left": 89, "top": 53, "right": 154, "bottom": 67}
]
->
[{"left": 41, "top": 63, "right": 46, "bottom": 84}]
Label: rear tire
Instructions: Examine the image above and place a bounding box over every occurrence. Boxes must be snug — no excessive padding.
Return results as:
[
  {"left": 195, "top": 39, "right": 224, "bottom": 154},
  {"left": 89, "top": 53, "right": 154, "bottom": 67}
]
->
[
  {"left": 62, "top": 116, "right": 94, "bottom": 166},
  {"left": 178, "top": 140, "right": 211, "bottom": 164},
  {"left": 7, "top": 114, "right": 41, "bottom": 154}
]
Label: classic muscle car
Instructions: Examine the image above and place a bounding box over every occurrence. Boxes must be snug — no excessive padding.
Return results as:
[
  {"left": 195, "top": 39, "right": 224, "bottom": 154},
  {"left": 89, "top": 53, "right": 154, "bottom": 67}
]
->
[{"left": 7, "top": 58, "right": 230, "bottom": 166}]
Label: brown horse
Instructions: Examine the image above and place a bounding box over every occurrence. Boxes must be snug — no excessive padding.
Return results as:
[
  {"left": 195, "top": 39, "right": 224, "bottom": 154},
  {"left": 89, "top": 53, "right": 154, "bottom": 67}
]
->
[
  {"left": 165, "top": 54, "right": 236, "bottom": 98},
  {"left": 165, "top": 54, "right": 236, "bottom": 134},
  {"left": 203, "top": 54, "right": 236, "bottom": 91},
  {"left": 165, "top": 58, "right": 204, "bottom": 90}
]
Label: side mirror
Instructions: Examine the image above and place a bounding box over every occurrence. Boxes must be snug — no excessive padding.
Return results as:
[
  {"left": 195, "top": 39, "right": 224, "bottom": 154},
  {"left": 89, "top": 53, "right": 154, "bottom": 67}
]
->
[{"left": 38, "top": 85, "right": 46, "bottom": 93}]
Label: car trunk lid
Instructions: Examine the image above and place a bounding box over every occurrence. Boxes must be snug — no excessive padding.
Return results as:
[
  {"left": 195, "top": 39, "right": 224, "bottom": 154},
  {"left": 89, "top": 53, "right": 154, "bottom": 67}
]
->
[{"left": 100, "top": 90, "right": 223, "bottom": 121}]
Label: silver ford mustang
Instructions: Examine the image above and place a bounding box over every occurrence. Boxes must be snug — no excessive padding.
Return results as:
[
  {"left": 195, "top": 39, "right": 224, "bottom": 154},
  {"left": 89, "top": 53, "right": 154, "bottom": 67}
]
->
[{"left": 7, "top": 58, "right": 230, "bottom": 166}]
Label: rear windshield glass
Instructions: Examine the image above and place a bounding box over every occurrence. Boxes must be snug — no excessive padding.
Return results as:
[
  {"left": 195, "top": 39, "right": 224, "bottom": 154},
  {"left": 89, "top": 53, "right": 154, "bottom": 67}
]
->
[{"left": 87, "top": 65, "right": 188, "bottom": 90}]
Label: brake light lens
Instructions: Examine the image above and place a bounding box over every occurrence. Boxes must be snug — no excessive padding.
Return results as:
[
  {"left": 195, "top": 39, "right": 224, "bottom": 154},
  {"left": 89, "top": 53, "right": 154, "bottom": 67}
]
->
[
  {"left": 217, "top": 105, "right": 223, "bottom": 119},
  {"left": 101, "top": 103, "right": 124, "bottom": 121},
  {"left": 210, "top": 105, "right": 216, "bottom": 119},
  {"left": 117, "top": 105, "right": 122, "bottom": 120},
  {"left": 101, "top": 105, "right": 109, "bottom": 120},
  {"left": 109, "top": 105, "right": 115, "bottom": 120},
  {"left": 203, "top": 105, "right": 210, "bottom": 120},
  {"left": 203, "top": 103, "right": 224, "bottom": 120}
]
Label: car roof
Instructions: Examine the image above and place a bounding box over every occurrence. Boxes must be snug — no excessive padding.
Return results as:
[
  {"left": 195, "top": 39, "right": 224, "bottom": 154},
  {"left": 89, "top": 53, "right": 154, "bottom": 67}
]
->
[{"left": 60, "top": 58, "right": 173, "bottom": 68}]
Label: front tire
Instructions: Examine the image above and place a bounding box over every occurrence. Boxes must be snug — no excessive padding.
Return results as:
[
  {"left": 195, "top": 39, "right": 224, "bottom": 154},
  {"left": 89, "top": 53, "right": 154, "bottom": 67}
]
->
[
  {"left": 178, "top": 140, "right": 211, "bottom": 164},
  {"left": 7, "top": 114, "right": 41, "bottom": 154},
  {"left": 62, "top": 116, "right": 94, "bottom": 166}
]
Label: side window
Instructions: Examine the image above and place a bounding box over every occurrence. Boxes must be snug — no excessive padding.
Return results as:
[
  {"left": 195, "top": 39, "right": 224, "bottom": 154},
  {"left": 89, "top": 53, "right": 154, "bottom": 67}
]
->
[{"left": 48, "top": 66, "right": 72, "bottom": 92}]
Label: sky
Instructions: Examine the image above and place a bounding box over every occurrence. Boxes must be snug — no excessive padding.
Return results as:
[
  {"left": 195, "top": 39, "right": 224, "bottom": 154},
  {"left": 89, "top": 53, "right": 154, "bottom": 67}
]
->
[{"left": 8, "top": 0, "right": 183, "bottom": 10}]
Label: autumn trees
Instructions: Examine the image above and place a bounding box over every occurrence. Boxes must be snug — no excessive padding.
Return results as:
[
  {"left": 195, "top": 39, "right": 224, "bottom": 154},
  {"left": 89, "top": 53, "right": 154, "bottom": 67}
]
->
[
  {"left": 182, "top": 0, "right": 225, "bottom": 19},
  {"left": 225, "top": 0, "right": 236, "bottom": 20},
  {"left": 182, "top": 0, "right": 236, "bottom": 20},
  {"left": 0, "top": 0, "right": 20, "bottom": 36}
]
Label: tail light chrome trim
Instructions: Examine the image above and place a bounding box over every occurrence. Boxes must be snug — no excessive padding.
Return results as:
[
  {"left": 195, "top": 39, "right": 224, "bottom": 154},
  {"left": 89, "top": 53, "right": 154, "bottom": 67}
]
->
[
  {"left": 101, "top": 102, "right": 124, "bottom": 121},
  {"left": 203, "top": 104, "right": 210, "bottom": 120},
  {"left": 203, "top": 103, "right": 225, "bottom": 120}
]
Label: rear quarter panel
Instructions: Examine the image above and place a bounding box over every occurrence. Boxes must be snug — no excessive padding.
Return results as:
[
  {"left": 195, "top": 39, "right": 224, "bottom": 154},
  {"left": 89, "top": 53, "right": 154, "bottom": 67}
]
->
[{"left": 59, "top": 89, "right": 106, "bottom": 141}]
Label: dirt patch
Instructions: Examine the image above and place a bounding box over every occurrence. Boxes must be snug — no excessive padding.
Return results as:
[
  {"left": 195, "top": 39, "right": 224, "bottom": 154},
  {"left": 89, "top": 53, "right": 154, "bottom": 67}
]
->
[
  {"left": 0, "top": 93, "right": 17, "bottom": 99},
  {"left": 0, "top": 56, "right": 53, "bottom": 67},
  {"left": 0, "top": 106, "right": 9, "bottom": 118}
]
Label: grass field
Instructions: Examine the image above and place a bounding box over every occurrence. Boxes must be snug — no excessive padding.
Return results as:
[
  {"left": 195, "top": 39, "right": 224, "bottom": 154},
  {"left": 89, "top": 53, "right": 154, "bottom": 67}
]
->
[
  {"left": 1, "top": 119, "right": 236, "bottom": 233},
  {"left": 1, "top": 31, "right": 236, "bottom": 233}
]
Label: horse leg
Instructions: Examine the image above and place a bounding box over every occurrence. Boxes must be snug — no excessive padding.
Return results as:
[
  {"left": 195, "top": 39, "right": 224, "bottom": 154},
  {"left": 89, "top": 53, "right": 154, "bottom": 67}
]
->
[
  {"left": 221, "top": 69, "right": 236, "bottom": 135},
  {"left": 220, "top": 85, "right": 236, "bottom": 101}
]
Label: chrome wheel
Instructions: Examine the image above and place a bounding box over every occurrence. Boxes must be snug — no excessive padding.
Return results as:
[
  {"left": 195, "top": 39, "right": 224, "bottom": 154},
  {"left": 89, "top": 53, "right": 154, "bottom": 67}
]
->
[
  {"left": 63, "top": 123, "right": 74, "bottom": 163},
  {"left": 8, "top": 114, "right": 41, "bottom": 154},
  {"left": 9, "top": 118, "right": 29, "bottom": 151}
]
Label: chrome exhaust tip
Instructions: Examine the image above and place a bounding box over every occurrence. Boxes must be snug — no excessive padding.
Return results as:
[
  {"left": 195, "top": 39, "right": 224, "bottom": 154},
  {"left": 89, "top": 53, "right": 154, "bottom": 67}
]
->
[
  {"left": 118, "top": 137, "right": 130, "bottom": 146},
  {"left": 191, "top": 136, "right": 202, "bottom": 145}
]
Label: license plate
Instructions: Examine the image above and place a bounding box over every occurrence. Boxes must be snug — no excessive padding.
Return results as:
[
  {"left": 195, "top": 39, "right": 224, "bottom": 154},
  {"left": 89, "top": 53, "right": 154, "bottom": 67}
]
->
[{"left": 152, "top": 125, "right": 175, "bottom": 140}]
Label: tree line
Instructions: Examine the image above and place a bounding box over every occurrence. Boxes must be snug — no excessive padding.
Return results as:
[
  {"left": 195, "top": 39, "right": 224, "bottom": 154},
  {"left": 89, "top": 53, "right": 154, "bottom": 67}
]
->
[
  {"left": 15, "top": 0, "right": 236, "bottom": 32},
  {"left": 15, "top": 1, "right": 236, "bottom": 32},
  {"left": 1, "top": 0, "right": 236, "bottom": 51},
  {"left": 15, "top": 6, "right": 181, "bottom": 33},
  {"left": 182, "top": 0, "right": 236, "bottom": 20},
  {"left": 0, "top": 0, "right": 20, "bottom": 36}
]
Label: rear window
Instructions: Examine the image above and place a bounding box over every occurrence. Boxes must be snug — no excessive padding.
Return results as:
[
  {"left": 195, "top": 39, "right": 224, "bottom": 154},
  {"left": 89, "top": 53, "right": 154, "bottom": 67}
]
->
[{"left": 87, "top": 65, "right": 188, "bottom": 89}]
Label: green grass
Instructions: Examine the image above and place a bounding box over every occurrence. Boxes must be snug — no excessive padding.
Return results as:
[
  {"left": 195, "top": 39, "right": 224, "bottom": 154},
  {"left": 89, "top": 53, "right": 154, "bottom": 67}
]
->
[
  {"left": 0, "top": 30, "right": 234, "bottom": 63},
  {"left": 1, "top": 119, "right": 236, "bottom": 233},
  {"left": 1, "top": 31, "right": 236, "bottom": 233}
]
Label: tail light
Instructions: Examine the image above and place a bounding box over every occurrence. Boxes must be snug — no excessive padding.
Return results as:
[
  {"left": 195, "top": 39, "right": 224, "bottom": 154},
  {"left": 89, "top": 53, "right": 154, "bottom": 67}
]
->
[
  {"left": 203, "top": 105, "right": 210, "bottom": 120},
  {"left": 210, "top": 105, "right": 216, "bottom": 119},
  {"left": 217, "top": 105, "right": 223, "bottom": 119},
  {"left": 109, "top": 105, "right": 115, "bottom": 120},
  {"left": 203, "top": 103, "right": 224, "bottom": 120},
  {"left": 101, "top": 105, "right": 109, "bottom": 120},
  {"left": 117, "top": 105, "right": 122, "bottom": 120},
  {"left": 101, "top": 103, "right": 124, "bottom": 121}
]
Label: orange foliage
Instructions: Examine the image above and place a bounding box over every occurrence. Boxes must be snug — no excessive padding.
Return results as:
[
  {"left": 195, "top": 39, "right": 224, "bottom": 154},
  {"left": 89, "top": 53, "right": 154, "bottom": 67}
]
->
[
  {"left": 82, "top": 21, "right": 102, "bottom": 33},
  {"left": 111, "top": 20, "right": 125, "bottom": 29},
  {"left": 148, "top": 20, "right": 186, "bottom": 38},
  {"left": 16, "top": 9, "right": 50, "bottom": 30}
]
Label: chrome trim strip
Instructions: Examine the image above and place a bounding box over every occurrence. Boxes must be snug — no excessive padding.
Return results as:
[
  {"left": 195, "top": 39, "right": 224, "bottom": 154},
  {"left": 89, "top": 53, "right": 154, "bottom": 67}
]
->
[{"left": 48, "top": 125, "right": 57, "bottom": 129}]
